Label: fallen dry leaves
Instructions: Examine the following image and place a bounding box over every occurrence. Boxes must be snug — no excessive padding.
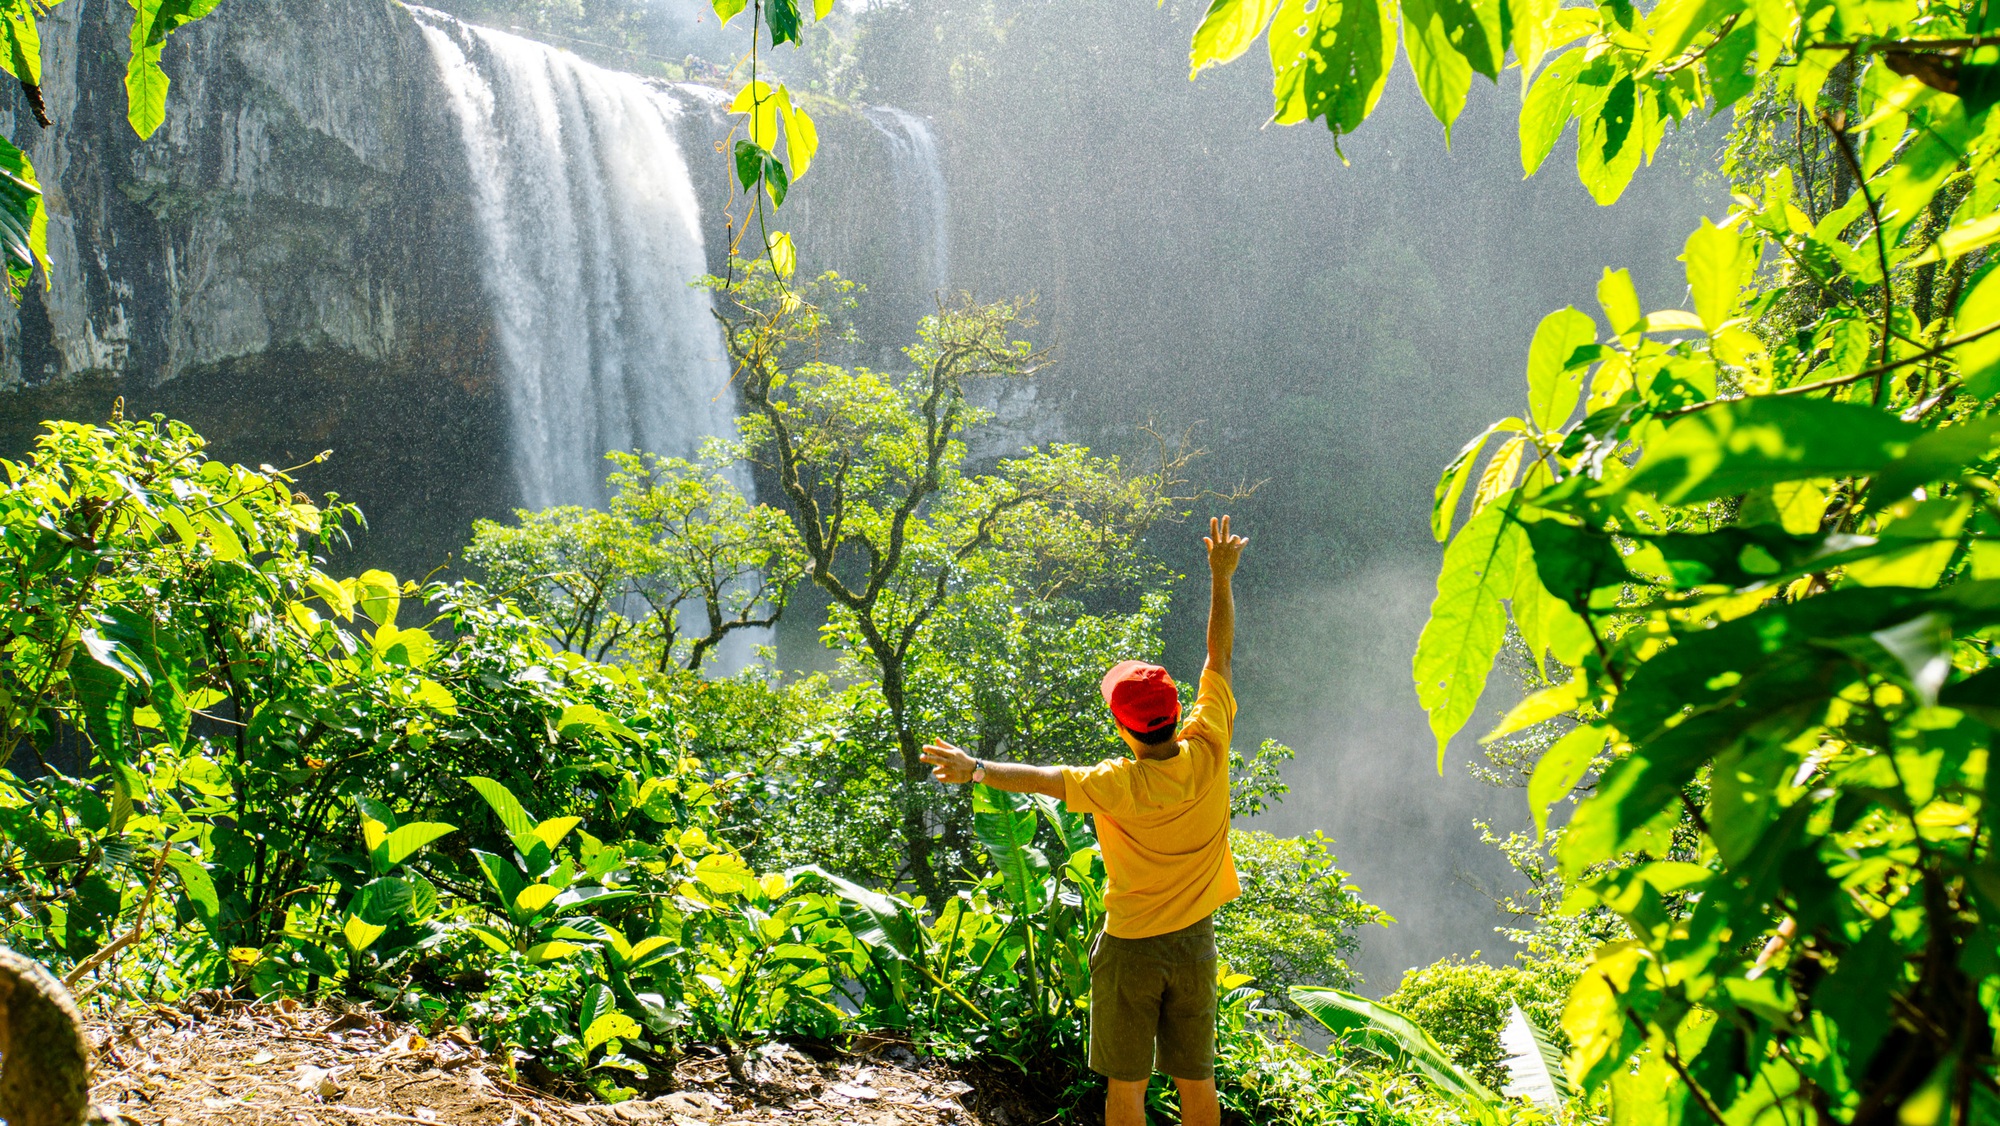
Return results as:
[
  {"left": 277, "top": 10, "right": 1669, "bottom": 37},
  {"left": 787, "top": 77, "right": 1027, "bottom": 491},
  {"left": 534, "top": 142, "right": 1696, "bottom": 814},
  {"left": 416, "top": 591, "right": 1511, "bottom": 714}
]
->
[{"left": 85, "top": 998, "right": 1045, "bottom": 1126}]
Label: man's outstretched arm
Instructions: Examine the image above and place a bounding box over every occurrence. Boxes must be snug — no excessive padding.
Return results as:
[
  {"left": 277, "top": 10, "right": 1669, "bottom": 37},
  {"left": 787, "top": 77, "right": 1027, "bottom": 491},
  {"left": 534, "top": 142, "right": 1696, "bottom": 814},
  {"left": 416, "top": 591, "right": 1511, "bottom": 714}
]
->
[
  {"left": 919, "top": 740, "right": 1067, "bottom": 800},
  {"left": 1204, "top": 514, "right": 1246, "bottom": 684}
]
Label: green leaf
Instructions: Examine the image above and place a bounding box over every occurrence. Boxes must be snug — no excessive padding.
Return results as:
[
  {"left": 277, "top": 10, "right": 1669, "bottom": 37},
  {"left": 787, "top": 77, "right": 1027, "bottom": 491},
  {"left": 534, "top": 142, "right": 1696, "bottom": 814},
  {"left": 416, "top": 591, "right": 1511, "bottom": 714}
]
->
[
  {"left": 1400, "top": 0, "right": 1474, "bottom": 139},
  {"left": 1191, "top": 0, "right": 1282, "bottom": 76},
  {"left": 1527, "top": 307, "right": 1597, "bottom": 432},
  {"left": 532, "top": 815, "right": 582, "bottom": 852},
  {"left": 1953, "top": 266, "right": 2000, "bottom": 399},
  {"left": 163, "top": 848, "right": 220, "bottom": 932},
  {"left": 526, "top": 940, "right": 586, "bottom": 963},
  {"left": 972, "top": 785, "right": 1050, "bottom": 911},
  {"left": 1575, "top": 73, "right": 1646, "bottom": 205},
  {"left": 1528, "top": 725, "right": 1608, "bottom": 840},
  {"left": 581, "top": 982, "right": 615, "bottom": 1033},
  {"left": 306, "top": 571, "right": 355, "bottom": 621},
  {"left": 1267, "top": 0, "right": 1398, "bottom": 138},
  {"left": 583, "top": 1011, "right": 642, "bottom": 1052},
  {"left": 0, "top": 132, "right": 45, "bottom": 295},
  {"left": 126, "top": 0, "right": 223, "bottom": 139},
  {"left": 0, "top": 2, "right": 41, "bottom": 88},
  {"left": 1290, "top": 987, "right": 1500, "bottom": 1104},
  {"left": 471, "top": 848, "right": 526, "bottom": 908},
  {"left": 467, "top": 776, "right": 535, "bottom": 835},
  {"left": 1520, "top": 50, "right": 1582, "bottom": 177},
  {"left": 1616, "top": 398, "right": 1920, "bottom": 505},
  {"left": 692, "top": 852, "right": 760, "bottom": 896},
  {"left": 354, "top": 569, "right": 400, "bottom": 628},
  {"left": 791, "top": 864, "right": 927, "bottom": 961},
  {"left": 380, "top": 822, "right": 455, "bottom": 870},
  {"left": 710, "top": 0, "right": 747, "bottom": 23},
  {"left": 1433, "top": 418, "right": 1528, "bottom": 541},
  {"left": 343, "top": 914, "right": 387, "bottom": 953},
  {"left": 765, "top": 0, "right": 802, "bottom": 46},
  {"left": 1681, "top": 218, "right": 1749, "bottom": 334},
  {"left": 1597, "top": 268, "right": 1642, "bottom": 343},
  {"left": 1413, "top": 499, "right": 1521, "bottom": 765}
]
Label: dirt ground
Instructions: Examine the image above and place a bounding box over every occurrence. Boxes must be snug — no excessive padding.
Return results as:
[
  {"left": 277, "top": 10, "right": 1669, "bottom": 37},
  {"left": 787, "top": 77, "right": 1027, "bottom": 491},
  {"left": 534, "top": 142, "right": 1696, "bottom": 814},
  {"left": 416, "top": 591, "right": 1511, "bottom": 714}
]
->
[{"left": 84, "top": 997, "right": 1056, "bottom": 1126}]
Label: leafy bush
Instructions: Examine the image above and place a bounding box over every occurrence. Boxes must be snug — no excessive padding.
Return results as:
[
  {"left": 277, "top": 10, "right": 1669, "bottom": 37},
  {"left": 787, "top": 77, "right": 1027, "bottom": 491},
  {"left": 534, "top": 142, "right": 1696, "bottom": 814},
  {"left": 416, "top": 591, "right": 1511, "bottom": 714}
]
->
[
  {"left": 1215, "top": 830, "right": 1390, "bottom": 1005},
  {"left": 1382, "top": 956, "right": 1572, "bottom": 1093}
]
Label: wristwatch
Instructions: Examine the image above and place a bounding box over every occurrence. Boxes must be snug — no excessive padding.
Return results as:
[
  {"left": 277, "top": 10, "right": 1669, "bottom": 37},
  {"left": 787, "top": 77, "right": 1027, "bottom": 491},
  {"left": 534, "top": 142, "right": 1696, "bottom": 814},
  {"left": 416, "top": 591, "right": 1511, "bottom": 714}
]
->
[{"left": 971, "top": 759, "right": 987, "bottom": 784}]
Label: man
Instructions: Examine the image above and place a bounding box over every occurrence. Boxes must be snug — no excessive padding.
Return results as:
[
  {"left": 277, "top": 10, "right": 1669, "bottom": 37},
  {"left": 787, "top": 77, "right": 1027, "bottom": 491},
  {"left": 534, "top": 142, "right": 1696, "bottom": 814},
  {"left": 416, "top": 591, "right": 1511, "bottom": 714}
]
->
[{"left": 920, "top": 515, "right": 1246, "bottom": 1126}]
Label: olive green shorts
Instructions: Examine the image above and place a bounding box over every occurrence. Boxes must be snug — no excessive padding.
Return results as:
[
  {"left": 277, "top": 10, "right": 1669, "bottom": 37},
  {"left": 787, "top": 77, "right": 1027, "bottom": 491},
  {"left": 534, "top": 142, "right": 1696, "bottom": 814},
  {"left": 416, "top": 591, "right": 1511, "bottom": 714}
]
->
[{"left": 1087, "top": 916, "right": 1218, "bottom": 1082}]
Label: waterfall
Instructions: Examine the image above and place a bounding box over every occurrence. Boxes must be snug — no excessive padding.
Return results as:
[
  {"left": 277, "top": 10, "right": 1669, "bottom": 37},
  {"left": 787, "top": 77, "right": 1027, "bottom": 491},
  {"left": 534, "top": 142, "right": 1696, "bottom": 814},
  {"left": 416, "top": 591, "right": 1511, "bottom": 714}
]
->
[
  {"left": 866, "top": 107, "right": 951, "bottom": 316},
  {"left": 411, "top": 8, "right": 735, "bottom": 511}
]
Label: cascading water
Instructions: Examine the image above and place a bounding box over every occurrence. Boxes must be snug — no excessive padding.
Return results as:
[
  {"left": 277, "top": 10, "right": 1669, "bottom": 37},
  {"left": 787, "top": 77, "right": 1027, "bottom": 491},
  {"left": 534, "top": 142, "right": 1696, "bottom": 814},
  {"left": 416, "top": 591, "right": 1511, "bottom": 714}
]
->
[
  {"left": 865, "top": 107, "right": 951, "bottom": 318},
  {"left": 411, "top": 8, "right": 735, "bottom": 511}
]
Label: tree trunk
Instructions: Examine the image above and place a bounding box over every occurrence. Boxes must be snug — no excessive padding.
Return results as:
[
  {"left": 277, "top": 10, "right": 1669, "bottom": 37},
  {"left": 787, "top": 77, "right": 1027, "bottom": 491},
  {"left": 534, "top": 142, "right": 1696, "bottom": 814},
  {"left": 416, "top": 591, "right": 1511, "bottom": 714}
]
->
[
  {"left": 877, "top": 655, "right": 941, "bottom": 902},
  {"left": 0, "top": 946, "right": 94, "bottom": 1126}
]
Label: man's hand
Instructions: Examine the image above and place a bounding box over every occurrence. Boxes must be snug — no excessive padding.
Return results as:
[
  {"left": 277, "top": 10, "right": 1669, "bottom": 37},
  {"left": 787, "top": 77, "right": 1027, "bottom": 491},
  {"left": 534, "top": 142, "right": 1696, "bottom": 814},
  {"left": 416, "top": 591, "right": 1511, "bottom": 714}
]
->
[
  {"left": 1205, "top": 515, "right": 1247, "bottom": 578},
  {"left": 1204, "top": 515, "right": 1242, "bottom": 682},
  {"left": 921, "top": 740, "right": 977, "bottom": 785},
  {"left": 920, "top": 740, "right": 1069, "bottom": 799}
]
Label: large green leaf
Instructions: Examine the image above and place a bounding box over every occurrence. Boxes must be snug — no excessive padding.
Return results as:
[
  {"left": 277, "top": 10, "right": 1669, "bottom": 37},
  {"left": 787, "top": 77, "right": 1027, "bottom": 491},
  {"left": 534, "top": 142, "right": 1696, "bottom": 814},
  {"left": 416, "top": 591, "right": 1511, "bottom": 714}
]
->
[
  {"left": 1527, "top": 307, "right": 1597, "bottom": 432},
  {"left": 971, "top": 784, "right": 1050, "bottom": 912},
  {"left": 1413, "top": 497, "right": 1520, "bottom": 764},
  {"left": 1291, "top": 986, "right": 1500, "bottom": 1104},
  {"left": 1681, "top": 218, "right": 1749, "bottom": 334},
  {"left": 1190, "top": 0, "right": 1282, "bottom": 76},
  {"left": 792, "top": 864, "right": 927, "bottom": 961},
  {"left": 1615, "top": 398, "right": 1920, "bottom": 505},
  {"left": 0, "top": 124, "right": 46, "bottom": 295},
  {"left": 125, "top": 0, "right": 223, "bottom": 140},
  {"left": 375, "top": 821, "right": 455, "bottom": 873},
  {"left": 1400, "top": 0, "right": 1474, "bottom": 138},
  {"left": 1267, "top": 0, "right": 1397, "bottom": 138},
  {"left": 467, "top": 775, "right": 535, "bottom": 836},
  {"left": 1520, "top": 49, "right": 1583, "bottom": 176}
]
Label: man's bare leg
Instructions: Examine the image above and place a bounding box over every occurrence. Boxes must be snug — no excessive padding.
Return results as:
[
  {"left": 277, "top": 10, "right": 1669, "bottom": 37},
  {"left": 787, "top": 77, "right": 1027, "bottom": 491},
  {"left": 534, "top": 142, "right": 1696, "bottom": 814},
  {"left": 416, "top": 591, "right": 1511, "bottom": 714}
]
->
[
  {"left": 1106, "top": 1077, "right": 1149, "bottom": 1126},
  {"left": 1172, "top": 1076, "right": 1220, "bottom": 1126}
]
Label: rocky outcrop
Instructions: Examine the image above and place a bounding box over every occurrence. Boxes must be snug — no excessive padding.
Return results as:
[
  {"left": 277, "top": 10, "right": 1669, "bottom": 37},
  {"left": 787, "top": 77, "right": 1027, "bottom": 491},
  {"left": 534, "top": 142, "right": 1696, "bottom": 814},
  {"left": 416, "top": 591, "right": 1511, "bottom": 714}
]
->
[{"left": 0, "top": 0, "right": 507, "bottom": 572}]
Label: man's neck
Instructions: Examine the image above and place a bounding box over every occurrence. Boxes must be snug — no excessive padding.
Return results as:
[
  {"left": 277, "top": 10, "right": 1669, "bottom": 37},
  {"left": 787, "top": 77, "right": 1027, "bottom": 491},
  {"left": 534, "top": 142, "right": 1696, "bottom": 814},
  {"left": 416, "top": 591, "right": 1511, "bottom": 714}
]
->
[{"left": 1135, "top": 742, "right": 1182, "bottom": 762}]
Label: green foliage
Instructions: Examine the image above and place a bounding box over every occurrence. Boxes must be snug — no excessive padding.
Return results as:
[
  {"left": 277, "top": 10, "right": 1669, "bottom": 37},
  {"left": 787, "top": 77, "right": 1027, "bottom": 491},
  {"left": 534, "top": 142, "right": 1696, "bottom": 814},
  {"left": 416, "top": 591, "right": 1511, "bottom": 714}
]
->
[
  {"left": 1214, "top": 830, "right": 1389, "bottom": 1006},
  {"left": 1177, "top": 0, "right": 2000, "bottom": 1114},
  {"left": 1291, "top": 986, "right": 1499, "bottom": 1106},
  {"left": 1383, "top": 956, "right": 1572, "bottom": 1093},
  {"left": 465, "top": 445, "right": 805, "bottom": 671},
  {"left": 709, "top": 261, "right": 1190, "bottom": 895},
  {"left": 0, "top": 0, "right": 224, "bottom": 293}
]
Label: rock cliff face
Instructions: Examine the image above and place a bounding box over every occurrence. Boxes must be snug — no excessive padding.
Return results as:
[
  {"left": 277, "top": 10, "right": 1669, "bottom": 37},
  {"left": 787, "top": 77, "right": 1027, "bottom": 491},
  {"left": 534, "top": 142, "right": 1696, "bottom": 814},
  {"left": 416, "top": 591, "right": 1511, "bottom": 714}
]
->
[
  {"left": 0, "top": 0, "right": 504, "bottom": 572},
  {"left": 0, "top": 0, "right": 983, "bottom": 572}
]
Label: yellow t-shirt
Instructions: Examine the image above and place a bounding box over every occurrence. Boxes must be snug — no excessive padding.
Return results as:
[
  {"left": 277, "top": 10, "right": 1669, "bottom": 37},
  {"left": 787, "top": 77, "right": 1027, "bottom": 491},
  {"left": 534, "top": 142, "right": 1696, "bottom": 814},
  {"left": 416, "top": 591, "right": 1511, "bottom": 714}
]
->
[{"left": 1060, "top": 669, "right": 1240, "bottom": 939}]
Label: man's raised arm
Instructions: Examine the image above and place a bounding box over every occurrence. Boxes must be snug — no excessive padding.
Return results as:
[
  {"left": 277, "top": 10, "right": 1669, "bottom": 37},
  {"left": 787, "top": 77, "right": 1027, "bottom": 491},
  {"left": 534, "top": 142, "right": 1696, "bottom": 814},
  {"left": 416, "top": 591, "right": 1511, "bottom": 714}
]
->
[
  {"left": 1204, "top": 514, "right": 1246, "bottom": 684},
  {"left": 919, "top": 740, "right": 1067, "bottom": 800}
]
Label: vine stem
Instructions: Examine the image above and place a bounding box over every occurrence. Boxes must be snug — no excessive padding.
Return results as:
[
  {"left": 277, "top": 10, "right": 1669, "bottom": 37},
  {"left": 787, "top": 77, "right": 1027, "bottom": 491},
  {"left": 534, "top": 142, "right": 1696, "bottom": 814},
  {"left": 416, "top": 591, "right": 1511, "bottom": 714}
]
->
[
  {"left": 1821, "top": 111, "right": 1897, "bottom": 402},
  {"left": 63, "top": 842, "right": 171, "bottom": 993},
  {"left": 1652, "top": 316, "right": 2000, "bottom": 421}
]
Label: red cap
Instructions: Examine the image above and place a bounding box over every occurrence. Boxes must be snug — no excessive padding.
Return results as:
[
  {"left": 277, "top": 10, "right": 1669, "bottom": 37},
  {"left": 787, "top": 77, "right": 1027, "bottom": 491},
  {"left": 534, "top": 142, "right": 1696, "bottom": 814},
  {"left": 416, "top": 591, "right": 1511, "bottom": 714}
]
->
[{"left": 1100, "top": 661, "right": 1180, "bottom": 736}]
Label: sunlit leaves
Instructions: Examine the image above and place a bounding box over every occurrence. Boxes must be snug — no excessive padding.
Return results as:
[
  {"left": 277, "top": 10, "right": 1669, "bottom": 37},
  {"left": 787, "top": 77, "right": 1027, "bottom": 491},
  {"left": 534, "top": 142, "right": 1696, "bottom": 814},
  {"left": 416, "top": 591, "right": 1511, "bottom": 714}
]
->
[
  {"left": 1527, "top": 307, "right": 1598, "bottom": 431},
  {"left": 1520, "top": 50, "right": 1583, "bottom": 177},
  {"left": 0, "top": 134, "right": 46, "bottom": 296},
  {"left": 1680, "top": 218, "right": 1752, "bottom": 334},
  {"left": 1953, "top": 266, "right": 2000, "bottom": 398},
  {"left": 1413, "top": 498, "right": 1520, "bottom": 764},
  {"left": 1400, "top": 0, "right": 1475, "bottom": 137},
  {"left": 1618, "top": 397, "right": 1919, "bottom": 504},
  {"left": 1190, "top": 0, "right": 1283, "bottom": 77},
  {"left": 1527, "top": 725, "right": 1607, "bottom": 840},
  {"left": 126, "top": 0, "right": 221, "bottom": 139},
  {"left": 1268, "top": 0, "right": 1397, "bottom": 139}
]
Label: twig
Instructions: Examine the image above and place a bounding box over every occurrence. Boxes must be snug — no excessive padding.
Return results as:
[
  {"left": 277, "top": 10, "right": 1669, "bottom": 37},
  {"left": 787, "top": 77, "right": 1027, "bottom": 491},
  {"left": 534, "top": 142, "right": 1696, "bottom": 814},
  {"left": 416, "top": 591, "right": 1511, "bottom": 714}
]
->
[
  {"left": 1652, "top": 317, "right": 2000, "bottom": 420},
  {"left": 1821, "top": 112, "right": 1896, "bottom": 401},
  {"left": 63, "top": 843, "right": 171, "bottom": 992}
]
